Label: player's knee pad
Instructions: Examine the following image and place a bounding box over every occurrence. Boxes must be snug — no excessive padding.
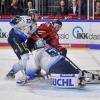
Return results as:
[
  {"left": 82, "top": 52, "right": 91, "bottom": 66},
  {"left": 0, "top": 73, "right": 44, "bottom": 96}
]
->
[
  {"left": 12, "top": 62, "right": 22, "bottom": 74},
  {"left": 25, "top": 66, "right": 38, "bottom": 79},
  {"left": 19, "top": 53, "right": 29, "bottom": 67},
  {"left": 21, "top": 53, "right": 29, "bottom": 61},
  {"left": 25, "top": 59, "right": 39, "bottom": 79}
]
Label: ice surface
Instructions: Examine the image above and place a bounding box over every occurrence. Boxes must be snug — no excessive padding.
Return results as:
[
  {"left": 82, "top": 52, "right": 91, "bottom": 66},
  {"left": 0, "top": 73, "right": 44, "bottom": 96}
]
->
[{"left": 0, "top": 48, "right": 100, "bottom": 100}]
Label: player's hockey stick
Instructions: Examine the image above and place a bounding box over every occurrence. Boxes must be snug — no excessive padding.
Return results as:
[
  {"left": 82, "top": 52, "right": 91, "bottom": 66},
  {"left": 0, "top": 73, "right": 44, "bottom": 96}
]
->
[
  {"left": 65, "top": 56, "right": 100, "bottom": 80},
  {"left": 65, "top": 56, "right": 81, "bottom": 71}
]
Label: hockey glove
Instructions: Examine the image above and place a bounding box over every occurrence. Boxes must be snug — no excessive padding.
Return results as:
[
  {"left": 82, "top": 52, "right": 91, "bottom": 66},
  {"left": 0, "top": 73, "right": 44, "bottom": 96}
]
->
[{"left": 60, "top": 48, "right": 67, "bottom": 57}]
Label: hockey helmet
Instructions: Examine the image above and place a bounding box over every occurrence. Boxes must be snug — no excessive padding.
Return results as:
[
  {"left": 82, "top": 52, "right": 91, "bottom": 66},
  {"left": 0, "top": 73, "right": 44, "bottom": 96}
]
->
[
  {"left": 52, "top": 19, "right": 62, "bottom": 26},
  {"left": 10, "top": 15, "right": 22, "bottom": 25},
  {"left": 28, "top": 9, "right": 38, "bottom": 16}
]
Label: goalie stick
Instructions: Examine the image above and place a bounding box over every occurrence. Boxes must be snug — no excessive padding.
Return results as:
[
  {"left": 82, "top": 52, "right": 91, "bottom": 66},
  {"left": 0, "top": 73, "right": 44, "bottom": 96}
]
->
[{"left": 65, "top": 56, "right": 100, "bottom": 82}]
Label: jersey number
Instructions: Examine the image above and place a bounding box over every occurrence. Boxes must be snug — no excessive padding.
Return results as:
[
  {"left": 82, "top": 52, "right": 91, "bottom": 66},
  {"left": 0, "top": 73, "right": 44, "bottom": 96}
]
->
[
  {"left": 26, "top": 19, "right": 32, "bottom": 23},
  {"left": 46, "top": 48, "right": 58, "bottom": 57}
]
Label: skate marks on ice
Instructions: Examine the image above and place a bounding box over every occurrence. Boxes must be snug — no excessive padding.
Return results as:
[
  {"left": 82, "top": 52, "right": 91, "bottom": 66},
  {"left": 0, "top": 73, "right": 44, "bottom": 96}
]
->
[
  {"left": 67, "top": 49, "right": 100, "bottom": 71},
  {"left": 1, "top": 77, "right": 100, "bottom": 99},
  {"left": 26, "top": 79, "right": 100, "bottom": 97},
  {"left": 0, "top": 49, "right": 100, "bottom": 98}
]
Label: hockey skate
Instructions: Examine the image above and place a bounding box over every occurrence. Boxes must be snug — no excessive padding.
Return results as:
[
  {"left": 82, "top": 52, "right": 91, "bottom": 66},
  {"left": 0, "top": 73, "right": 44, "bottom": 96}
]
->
[
  {"left": 82, "top": 70, "right": 100, "bottom": 84},
  {"left": 16, "top": 76, "right": 29, "bottom": 86},
  {"left": 16, "top": 71, "right": 46, "bottom": 86},
  {"left": 6, "top": 70, "right": 15, "bottom": 79},
  {"left": 78, "top": 70, "right": 87, "bottom": 88}
]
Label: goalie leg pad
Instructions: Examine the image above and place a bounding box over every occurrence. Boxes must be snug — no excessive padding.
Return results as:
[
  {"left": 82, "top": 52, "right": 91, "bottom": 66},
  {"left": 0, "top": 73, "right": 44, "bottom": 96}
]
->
[{"left": 49, "top": 58, "right": 79, "bottom": 74}]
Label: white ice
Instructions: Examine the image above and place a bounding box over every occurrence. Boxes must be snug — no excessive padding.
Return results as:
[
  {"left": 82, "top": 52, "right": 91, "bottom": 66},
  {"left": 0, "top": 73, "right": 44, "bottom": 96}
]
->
[{"left": 0, "top": 48, "right": 100, "bottom": 100}]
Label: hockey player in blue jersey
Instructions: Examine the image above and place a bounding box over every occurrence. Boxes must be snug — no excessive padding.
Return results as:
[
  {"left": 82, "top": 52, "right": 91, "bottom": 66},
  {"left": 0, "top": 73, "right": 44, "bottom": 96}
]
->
[
  {"left": 16, "top": 39, "right": 100, "bottom": 88},
  {"left": 6, "top": 9, "right": 39, "bottom": 79},
  {"left": 16, "top": 40, "right": 87, "bottom": 88}
]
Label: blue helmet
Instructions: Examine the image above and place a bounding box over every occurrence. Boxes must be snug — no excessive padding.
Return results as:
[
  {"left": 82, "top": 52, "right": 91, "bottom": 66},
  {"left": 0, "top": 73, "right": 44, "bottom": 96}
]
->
[{"left": 10, "top": 15, "right": 22, "bottom": 25}]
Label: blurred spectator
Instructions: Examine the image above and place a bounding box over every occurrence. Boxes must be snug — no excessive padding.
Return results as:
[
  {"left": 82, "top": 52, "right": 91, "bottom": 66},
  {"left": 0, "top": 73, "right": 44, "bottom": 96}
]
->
[
  {"left": 95, "top": 0, "right": 100, "bottom": 16},
  {"left": 81, "top": 0, "right": 87, "bottom": 16},
  {"left": 23, "top": 0, "right": 35, "bottom": 8},
  {"left": 55, "top": 0, "right": 68, "bottom": 16},
  {"left": 0, "top": 0, "right": 14, "bottom": 15},
  {"left": 27, "top": 1, "right": 33, "bottom": 9},
  {"left": 24, "top": 1, "right": 35, "bottom": 15},
  {"left": 8, "top": 0, "right": 24, "bottom": 15},
  {"left": 18, "top": 0, "right": 25, "bottom": 8},
  {"left": 68, "top": 0, "right": 87, "bottom": 16},
  {"left": 0, "top": 0, "right": 5, "bottom": 15},
  {"left": 5, "top": 0, "right": 12, "bottom": 9},
  {"left": 68, "top": 0, "right": 78, "bottom": 15}
]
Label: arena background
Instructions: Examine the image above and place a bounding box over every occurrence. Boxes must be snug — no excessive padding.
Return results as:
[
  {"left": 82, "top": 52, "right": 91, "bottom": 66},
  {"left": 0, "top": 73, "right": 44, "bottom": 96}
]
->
[
  {"left": 0, "top": 0, "right": 100, "bottom": 49},
  {"left": 0, "top": 0, "right": 100, "bottom": 100}
]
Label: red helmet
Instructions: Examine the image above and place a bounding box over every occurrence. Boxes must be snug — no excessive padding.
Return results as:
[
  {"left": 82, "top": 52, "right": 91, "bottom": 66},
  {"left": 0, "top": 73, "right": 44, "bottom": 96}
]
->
[{"left": 52, "top": 19, "right": 62, "bottom": 26}]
